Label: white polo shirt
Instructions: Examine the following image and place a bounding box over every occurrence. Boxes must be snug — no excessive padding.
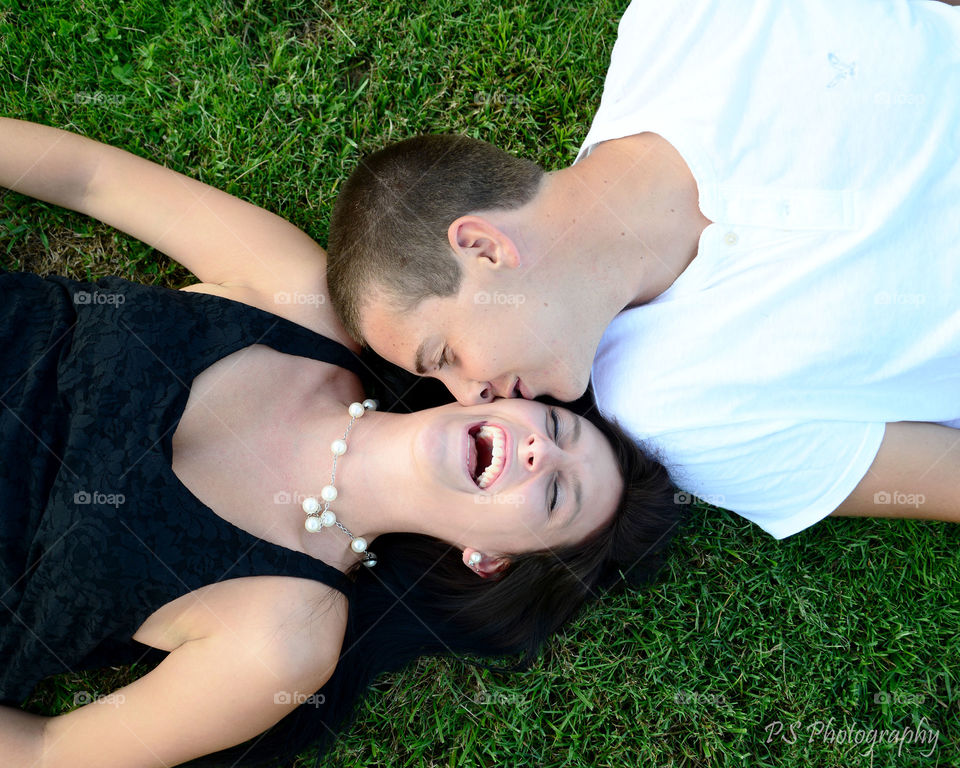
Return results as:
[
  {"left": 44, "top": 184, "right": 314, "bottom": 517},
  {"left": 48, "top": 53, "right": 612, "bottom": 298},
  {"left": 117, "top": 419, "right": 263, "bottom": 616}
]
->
[{"left": 577, "top": 0, "right": 960, "bottom": 538}]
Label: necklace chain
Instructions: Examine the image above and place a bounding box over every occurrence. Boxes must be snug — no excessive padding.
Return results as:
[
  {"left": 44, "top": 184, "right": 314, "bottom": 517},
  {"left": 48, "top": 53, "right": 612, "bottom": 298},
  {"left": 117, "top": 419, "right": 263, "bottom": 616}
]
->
[{"left": 301, "top": 399, "right": 378, "bottom": 567}]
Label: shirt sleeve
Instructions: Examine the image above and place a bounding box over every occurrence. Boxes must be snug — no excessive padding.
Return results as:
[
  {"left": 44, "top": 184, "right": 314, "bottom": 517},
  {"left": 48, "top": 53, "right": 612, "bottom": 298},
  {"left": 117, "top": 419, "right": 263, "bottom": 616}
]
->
[{"left": 646, "top": 418, "right": 887, "bottom": 539}]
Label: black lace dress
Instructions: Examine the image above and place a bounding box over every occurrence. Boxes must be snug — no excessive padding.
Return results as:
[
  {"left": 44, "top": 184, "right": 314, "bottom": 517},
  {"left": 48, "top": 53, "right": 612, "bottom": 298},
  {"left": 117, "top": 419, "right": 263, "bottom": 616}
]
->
[{"left": 0, "top": 270, "right": 365, "bottom": 705}]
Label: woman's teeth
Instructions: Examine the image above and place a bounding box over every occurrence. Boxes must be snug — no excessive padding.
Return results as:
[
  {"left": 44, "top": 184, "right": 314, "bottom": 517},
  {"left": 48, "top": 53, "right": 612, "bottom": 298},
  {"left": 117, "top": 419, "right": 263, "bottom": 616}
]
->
[{"left": 475, "top": 425, "right": 506, "bottom": 489}]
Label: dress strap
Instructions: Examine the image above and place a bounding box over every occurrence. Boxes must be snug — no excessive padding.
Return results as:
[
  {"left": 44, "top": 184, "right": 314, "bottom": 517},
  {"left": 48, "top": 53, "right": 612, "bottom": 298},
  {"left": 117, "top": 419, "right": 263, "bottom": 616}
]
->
[
  {"left": 254, "top": 315, "right": 367, "bottom": 380},
  {"left": 182, "top": 286, "right": 368, "bottom": 381}
]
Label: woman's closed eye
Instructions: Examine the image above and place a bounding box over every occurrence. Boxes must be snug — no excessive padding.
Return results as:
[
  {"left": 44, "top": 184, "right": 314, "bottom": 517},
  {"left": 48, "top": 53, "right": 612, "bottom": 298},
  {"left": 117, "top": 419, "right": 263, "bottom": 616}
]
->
[{"left": 547, "top": 408, "right": 563, "bottom": 517}]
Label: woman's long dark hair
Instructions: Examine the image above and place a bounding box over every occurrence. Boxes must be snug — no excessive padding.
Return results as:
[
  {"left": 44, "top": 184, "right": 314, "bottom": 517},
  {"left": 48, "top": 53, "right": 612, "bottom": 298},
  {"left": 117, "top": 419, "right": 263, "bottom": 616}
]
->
[{"left": 188, "top": 411, "right": 686, "bottom": 767}]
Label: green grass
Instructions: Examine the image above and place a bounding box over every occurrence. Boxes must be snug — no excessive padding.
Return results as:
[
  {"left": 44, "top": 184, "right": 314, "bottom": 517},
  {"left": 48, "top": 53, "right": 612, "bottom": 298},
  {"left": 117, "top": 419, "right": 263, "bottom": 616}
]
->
[{"left": 1, "top": 1, "right": 958, "bottom": 766}]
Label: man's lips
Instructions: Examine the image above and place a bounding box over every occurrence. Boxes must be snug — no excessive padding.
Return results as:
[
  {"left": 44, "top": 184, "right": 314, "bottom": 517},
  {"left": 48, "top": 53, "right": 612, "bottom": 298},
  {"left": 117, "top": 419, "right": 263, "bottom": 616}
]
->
[{"left": 515, "top": 378, "right": 533, "bottom": 400}]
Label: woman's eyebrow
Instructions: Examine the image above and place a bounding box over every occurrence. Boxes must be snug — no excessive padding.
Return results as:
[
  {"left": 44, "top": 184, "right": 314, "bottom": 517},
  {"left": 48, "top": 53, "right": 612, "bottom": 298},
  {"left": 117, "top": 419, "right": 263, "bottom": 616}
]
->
[
  {"left": 567, "top": 477, "right": 583, "bottom": 527},
  {"left": 563, "top": 415, "right": 584, "bottom": 526}
]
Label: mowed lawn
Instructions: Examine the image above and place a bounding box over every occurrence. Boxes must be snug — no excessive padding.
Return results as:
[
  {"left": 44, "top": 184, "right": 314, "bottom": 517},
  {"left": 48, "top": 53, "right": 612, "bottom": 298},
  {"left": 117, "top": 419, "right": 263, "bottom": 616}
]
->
[{"left": 1, "top": 2, "right": 957, "bottom": 766}]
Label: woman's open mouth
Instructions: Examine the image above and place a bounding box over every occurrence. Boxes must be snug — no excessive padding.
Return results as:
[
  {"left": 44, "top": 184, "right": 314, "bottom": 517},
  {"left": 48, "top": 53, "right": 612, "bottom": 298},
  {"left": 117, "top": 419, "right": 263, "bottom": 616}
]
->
[{"left": 467, "top": 423, "right": 507, "bottom": 489}]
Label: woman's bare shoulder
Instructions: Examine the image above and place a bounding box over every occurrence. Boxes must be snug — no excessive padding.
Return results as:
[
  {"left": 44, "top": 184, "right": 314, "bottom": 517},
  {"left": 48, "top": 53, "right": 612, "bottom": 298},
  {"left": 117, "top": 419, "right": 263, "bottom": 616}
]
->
[{"left": 134, "top": 575, "right": 349, "bottom": 653}]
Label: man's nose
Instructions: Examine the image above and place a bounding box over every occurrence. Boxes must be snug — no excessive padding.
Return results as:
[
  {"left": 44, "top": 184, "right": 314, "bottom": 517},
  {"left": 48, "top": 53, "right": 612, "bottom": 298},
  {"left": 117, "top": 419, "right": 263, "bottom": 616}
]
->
[{"left": 447, "top": 377, "right": 494, "bottom": 405}]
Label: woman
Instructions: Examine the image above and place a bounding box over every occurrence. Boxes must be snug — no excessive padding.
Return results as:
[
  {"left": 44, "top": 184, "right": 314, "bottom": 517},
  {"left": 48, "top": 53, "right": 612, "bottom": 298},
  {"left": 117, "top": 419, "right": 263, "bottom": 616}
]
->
[{"left": 0, "top": 118, "right": 683, "bottom": 768}]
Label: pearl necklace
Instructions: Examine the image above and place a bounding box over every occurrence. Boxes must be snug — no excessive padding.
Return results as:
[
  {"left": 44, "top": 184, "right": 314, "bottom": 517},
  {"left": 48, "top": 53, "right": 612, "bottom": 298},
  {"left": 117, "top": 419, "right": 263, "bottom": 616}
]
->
[{"left": 301, "top": 399, "right": 378, "bottom": 567}]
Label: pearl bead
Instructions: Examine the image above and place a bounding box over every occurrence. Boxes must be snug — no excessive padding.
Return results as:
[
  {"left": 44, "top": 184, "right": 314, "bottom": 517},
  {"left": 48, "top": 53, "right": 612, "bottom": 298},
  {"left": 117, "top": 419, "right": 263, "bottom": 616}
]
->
[
  {"left": 301, "top": 402, "right": 379, "bottom": 564},
  {"left": 468, "top": 552, "right": 482, "bottom": 565}
]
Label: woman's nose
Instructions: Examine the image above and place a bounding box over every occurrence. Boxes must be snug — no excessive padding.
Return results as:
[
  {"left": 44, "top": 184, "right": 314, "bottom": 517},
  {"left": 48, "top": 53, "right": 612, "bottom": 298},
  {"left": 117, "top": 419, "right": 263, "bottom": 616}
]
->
[{"left": 520, "top": 433, "right": 561, "bottom": 473}]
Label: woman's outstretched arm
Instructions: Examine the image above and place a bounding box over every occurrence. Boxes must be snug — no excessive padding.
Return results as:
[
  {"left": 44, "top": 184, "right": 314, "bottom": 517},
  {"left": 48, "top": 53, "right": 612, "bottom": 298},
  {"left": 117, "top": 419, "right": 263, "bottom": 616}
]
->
[
  {"left": 0, "top": 706, "right": 46, "bottom": 765},
  {"left": 2, "top": 584, "right": 348, "bottom": 768},
  {"left": 0, "top": 117, "right": 356, "bottom": 344}
]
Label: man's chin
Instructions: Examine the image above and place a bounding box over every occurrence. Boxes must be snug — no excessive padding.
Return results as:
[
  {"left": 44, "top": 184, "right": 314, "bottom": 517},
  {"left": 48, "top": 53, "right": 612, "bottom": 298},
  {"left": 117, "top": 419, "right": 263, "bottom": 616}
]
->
[{"left": 547, "top": 377, "right": 591, "bottom": 404}]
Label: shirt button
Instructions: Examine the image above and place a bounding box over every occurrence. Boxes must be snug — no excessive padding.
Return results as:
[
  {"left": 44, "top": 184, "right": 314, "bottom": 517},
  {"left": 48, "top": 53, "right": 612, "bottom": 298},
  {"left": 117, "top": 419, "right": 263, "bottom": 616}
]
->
[{"left": 724, "top": 231, "right": 739, "bottom": 246}]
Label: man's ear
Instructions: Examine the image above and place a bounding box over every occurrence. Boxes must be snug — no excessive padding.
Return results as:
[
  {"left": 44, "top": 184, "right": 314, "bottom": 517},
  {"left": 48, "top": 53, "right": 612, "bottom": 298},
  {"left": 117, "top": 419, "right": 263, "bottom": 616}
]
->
[
  {"left": 462, "top": 547, "right": 510, "bottom": 579},
  {"left": 448, "top": 215, "right": 521, "bottom": 270}
]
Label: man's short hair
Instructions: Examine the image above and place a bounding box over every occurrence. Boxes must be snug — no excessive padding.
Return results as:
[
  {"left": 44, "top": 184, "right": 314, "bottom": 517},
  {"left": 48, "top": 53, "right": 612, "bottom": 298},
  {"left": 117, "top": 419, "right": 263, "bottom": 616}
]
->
[{"left": 327, "top": 134, "right": 544, "bottom": 343}]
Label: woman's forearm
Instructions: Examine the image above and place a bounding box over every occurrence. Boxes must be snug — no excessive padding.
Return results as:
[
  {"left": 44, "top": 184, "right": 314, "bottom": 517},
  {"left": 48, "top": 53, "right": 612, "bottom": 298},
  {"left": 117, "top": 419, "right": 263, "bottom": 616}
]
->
[
  {"left": 0, "top": 704, "right": 48, "bottom": 767},
  {"left": 0, "top": 117, "right": 102, "bottom": 213}
]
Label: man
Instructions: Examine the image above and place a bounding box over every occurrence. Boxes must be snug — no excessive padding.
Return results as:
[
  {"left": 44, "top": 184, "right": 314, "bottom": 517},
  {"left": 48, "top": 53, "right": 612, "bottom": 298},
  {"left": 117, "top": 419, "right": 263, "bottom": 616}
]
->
[{"left": 327, "top": 0, "right": 960, "bottom": 539}]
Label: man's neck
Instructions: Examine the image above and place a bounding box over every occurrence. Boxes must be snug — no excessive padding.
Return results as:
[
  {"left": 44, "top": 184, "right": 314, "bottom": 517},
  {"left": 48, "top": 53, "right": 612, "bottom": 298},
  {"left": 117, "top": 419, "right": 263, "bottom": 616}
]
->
[{"left": 543, "top": 132, "right": 711, "bottom": 312}]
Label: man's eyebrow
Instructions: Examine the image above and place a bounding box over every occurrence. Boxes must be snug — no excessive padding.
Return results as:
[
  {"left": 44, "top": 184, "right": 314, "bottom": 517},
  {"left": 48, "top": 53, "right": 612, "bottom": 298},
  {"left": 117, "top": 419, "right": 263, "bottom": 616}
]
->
[{"left": 414, "top": 340, "right": 429, "bottom": 375}]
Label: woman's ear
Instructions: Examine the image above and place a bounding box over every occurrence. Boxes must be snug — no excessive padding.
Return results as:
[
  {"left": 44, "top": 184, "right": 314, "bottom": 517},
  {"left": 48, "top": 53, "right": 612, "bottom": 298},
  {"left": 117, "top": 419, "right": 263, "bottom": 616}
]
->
[{"left": 461, "top": 548, "right": 510, "bottom": 578}]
